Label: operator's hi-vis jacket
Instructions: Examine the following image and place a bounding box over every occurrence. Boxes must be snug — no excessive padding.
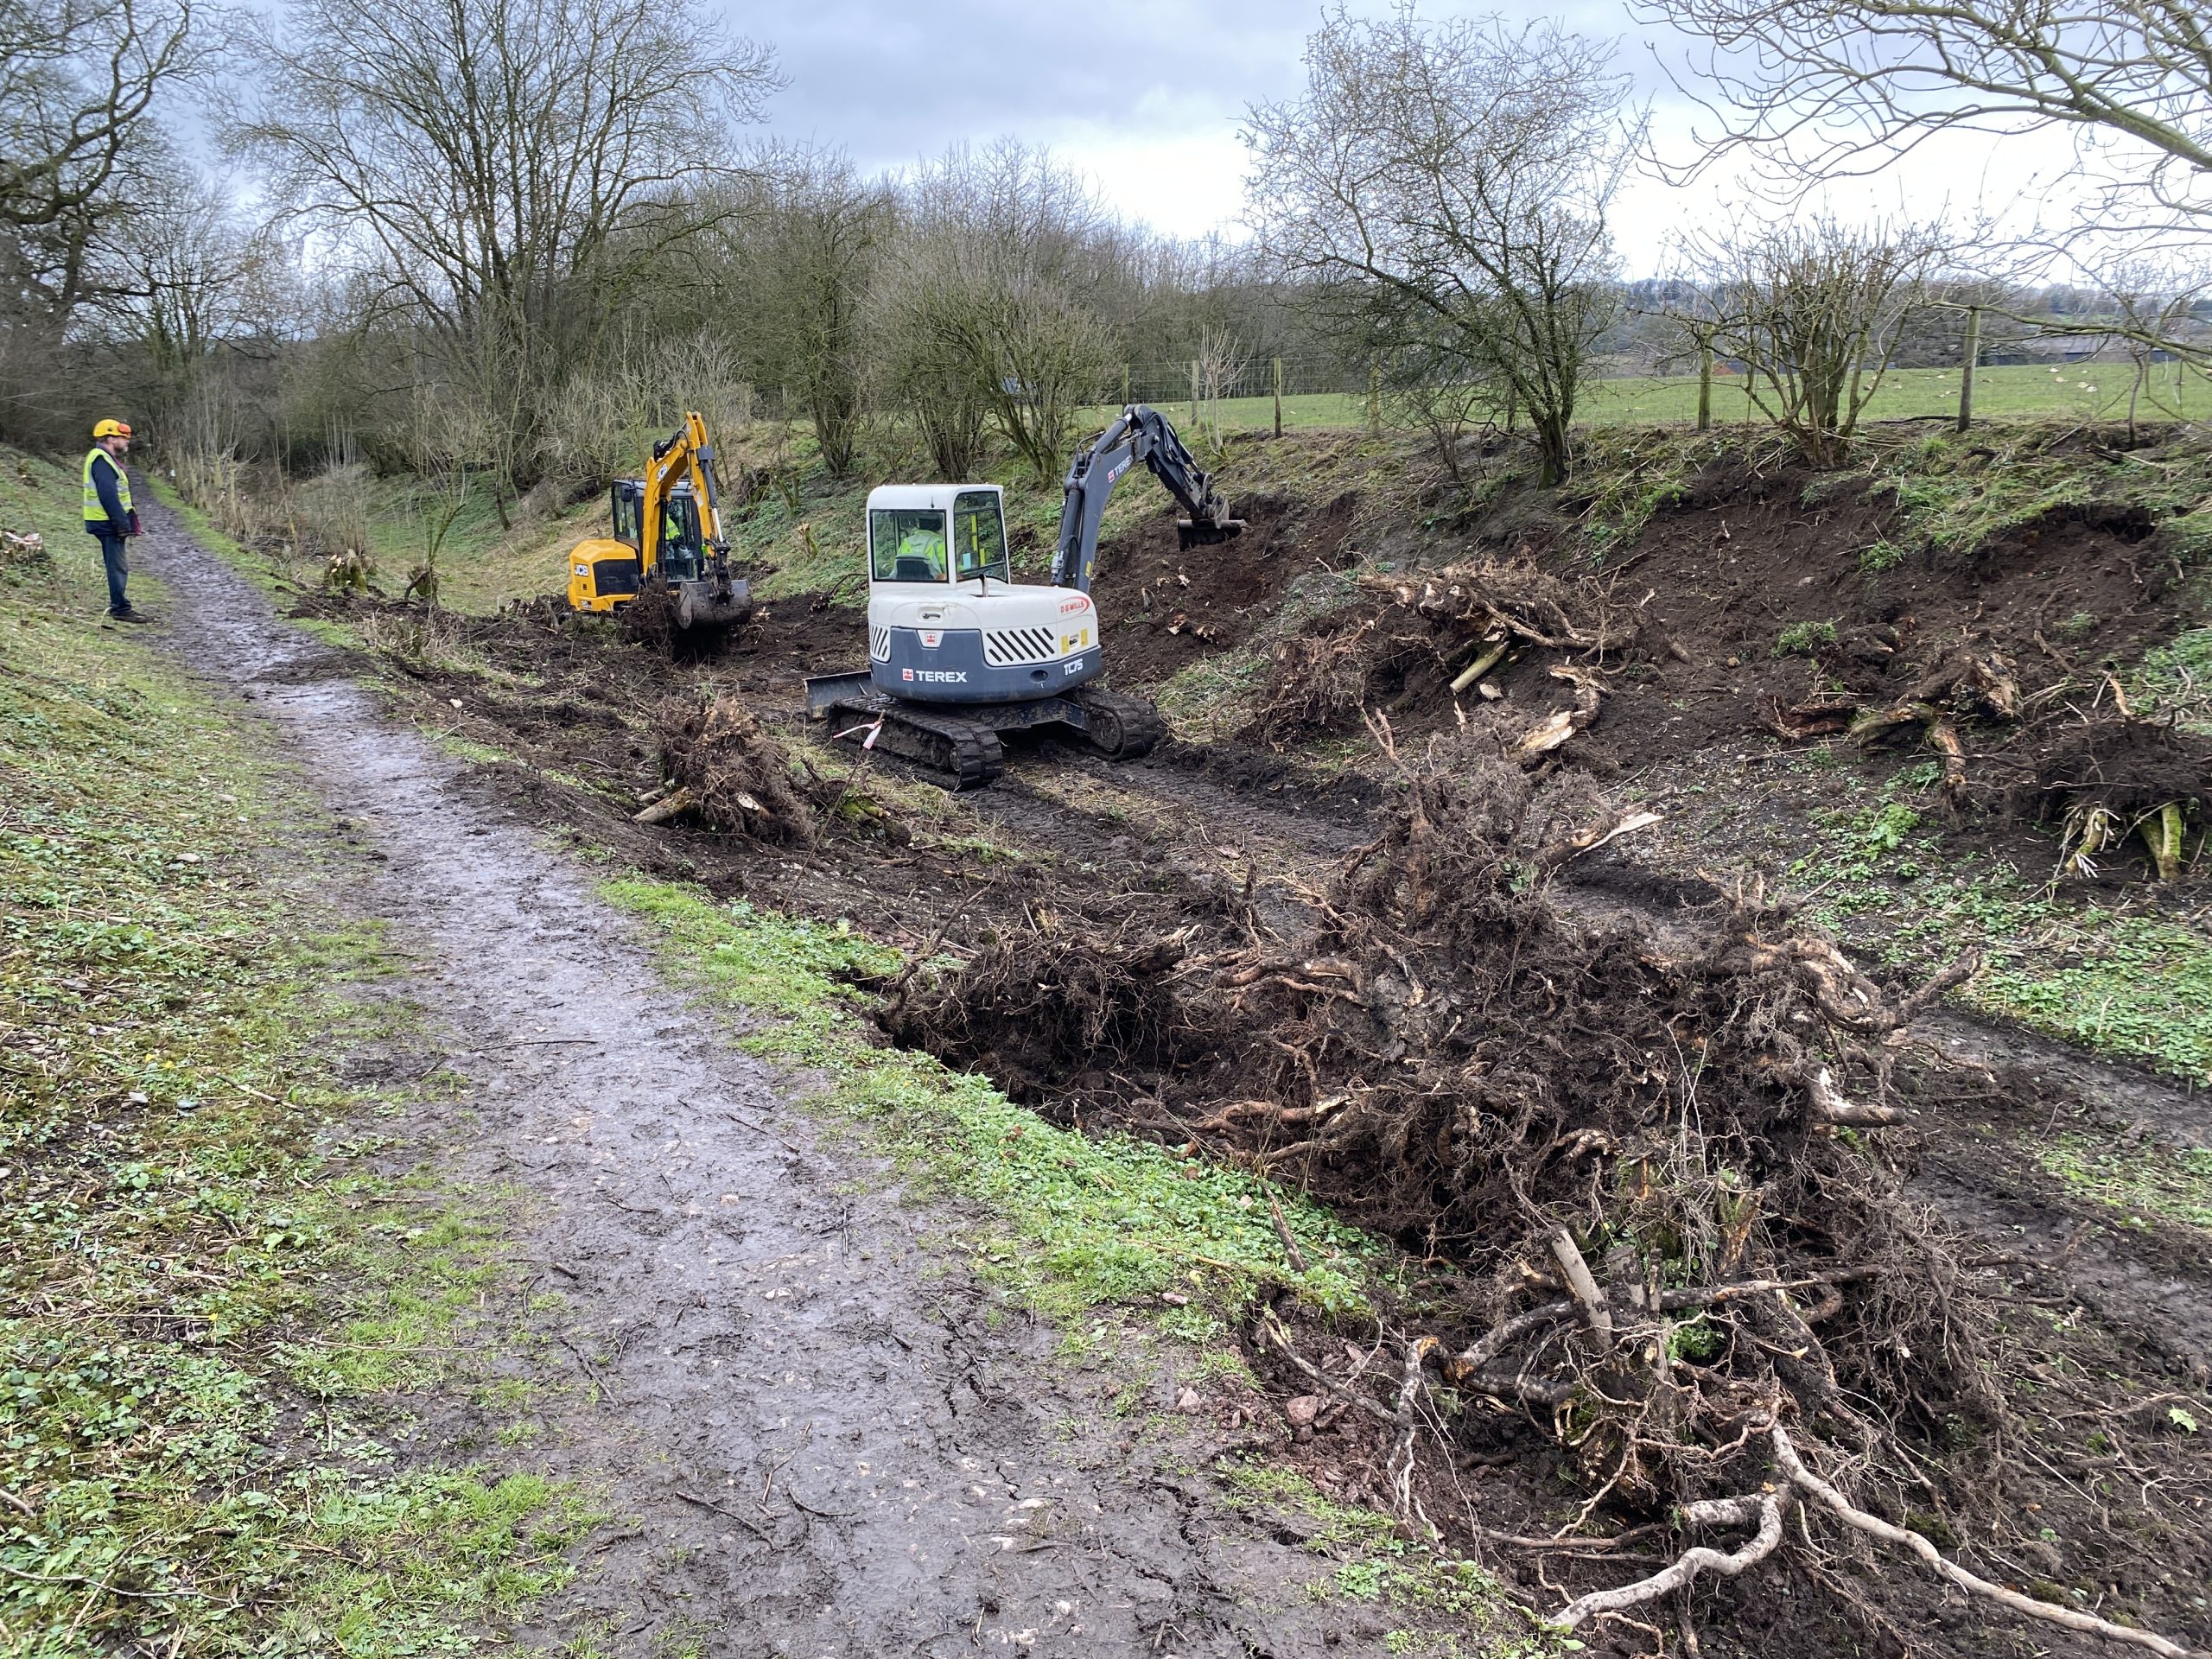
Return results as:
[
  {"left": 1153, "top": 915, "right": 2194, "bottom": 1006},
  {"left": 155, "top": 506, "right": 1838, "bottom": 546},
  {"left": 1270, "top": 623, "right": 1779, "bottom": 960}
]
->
[{"left": 82, "top": 446, "right": 132, "bottom": 533}]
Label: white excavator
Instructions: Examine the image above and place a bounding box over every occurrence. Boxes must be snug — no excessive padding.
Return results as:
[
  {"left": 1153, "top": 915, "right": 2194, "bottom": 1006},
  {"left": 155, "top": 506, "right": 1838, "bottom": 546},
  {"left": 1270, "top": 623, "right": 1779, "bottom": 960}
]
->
[{"left": 804, "top": 405, "right": 1242, "bottom": 787}]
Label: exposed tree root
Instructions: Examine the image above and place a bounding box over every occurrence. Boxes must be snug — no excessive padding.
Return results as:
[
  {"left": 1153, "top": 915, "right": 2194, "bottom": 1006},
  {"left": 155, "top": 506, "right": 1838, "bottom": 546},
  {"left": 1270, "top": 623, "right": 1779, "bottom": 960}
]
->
[
  {"left": 1249, "top": 557, "right": 1638, "bottom": 748},
  {"left": 2004, "top": 712, "right": 2210, "bottom": 880},
  {"left": 881, "top": 709, "right": 2212, "bottom": 1653},
  {"left": 1556, "top": 1427, "right": 2200, "bottom": 1656},
  {"left": 652, "top": 695, "right": 826, "bottom": 846}
]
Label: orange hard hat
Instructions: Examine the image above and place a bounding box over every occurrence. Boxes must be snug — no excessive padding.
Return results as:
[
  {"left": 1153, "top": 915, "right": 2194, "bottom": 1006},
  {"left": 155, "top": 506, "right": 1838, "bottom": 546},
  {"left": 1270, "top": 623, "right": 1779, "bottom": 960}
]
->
[{"left": 93, "top": 418, "right": 132, "bottom": 439}]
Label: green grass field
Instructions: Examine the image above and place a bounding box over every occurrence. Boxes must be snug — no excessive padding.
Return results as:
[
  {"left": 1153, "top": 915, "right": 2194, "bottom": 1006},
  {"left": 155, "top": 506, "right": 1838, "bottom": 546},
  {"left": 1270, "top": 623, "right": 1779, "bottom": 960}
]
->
[{"left": 1110, "top": 361, "right": 2208, "bottom": 435}]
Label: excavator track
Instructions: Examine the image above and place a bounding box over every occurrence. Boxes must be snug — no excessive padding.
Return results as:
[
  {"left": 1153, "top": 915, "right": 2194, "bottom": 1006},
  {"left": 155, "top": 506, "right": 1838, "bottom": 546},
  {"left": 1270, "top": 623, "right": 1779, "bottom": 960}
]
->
[
  {"left": 814, "top": 683, "right": 1004, "bottom": 789},
  {"left": 1066, "top": 686, "right": 1167, "bottom": 760},
  {"left": 806, "top": 675, "right": 1164, "bottom": 789}
]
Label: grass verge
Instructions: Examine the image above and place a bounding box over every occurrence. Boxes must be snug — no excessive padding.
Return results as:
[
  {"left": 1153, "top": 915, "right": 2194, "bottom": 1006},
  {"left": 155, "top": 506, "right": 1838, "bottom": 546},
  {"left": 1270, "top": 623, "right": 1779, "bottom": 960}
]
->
[
  {"left": 1770, "top": 781, "right": 2212, "bottom": 1084},
  {"left": 598, "top": 879, "right": 1377, "bottom": 1330},
  {"left": 0, "top": 485, "right": 587, "bottom": 1656}
]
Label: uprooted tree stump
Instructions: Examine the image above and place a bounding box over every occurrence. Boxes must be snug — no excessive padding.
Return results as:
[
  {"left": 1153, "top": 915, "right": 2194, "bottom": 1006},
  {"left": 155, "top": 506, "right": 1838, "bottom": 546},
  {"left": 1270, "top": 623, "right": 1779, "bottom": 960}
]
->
[
  {"left": 877, "top": 721, "right": 2212, "bottom": 1655},
  {"left": 1249, "top": 559, "right": 1639, "bottom": 751},
  {"left": 651, "top": 695, "right": 825, "bottom": 848}
]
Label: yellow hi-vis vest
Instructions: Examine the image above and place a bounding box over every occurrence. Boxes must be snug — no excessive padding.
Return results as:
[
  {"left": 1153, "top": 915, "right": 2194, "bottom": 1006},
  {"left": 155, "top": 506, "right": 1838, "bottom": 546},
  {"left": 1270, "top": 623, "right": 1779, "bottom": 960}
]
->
[{"left": 82, "top": 448, "right": 131, "bottom": 524}]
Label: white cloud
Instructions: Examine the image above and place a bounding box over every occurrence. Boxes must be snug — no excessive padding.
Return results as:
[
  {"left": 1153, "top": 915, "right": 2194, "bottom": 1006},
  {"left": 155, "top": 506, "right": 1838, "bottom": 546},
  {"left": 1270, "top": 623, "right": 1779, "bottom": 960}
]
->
[{"left": 747, "top": 0, "right": 2113, "bottom": 271}]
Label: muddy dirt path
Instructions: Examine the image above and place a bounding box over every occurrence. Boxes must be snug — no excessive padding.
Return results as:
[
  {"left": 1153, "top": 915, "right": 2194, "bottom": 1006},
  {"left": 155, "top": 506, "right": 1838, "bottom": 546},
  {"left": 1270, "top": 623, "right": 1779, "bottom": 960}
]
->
[{"left": 135, "top": 505, "right": 1369, "bottom": 1658}]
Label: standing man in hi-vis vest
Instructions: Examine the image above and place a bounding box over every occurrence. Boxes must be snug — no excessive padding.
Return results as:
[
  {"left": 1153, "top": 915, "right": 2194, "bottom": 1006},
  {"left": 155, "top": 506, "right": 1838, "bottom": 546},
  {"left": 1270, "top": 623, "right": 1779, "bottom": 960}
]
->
[{"left": 84, "top": 418, "right": 145, "bottom": 624}]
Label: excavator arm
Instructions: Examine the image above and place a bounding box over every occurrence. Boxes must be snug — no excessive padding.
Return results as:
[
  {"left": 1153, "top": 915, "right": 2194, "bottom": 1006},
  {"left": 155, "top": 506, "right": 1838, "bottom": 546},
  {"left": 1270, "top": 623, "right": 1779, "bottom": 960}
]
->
[
  {"left": 640, "top": 411, "right": 730, "bottom": 575},
  {"left": 635, "top": 410, "right": 749, "bottom": 631},
  {"left": 1050, "top": 404, "right": 1243, "bottom": 594}
]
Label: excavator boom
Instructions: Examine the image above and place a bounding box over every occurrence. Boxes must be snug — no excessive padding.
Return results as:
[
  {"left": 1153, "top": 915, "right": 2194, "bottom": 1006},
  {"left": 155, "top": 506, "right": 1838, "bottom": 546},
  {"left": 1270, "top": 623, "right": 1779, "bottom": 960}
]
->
[{"left": 1051, "top": 404, "right": 1243, "bottom": 594}]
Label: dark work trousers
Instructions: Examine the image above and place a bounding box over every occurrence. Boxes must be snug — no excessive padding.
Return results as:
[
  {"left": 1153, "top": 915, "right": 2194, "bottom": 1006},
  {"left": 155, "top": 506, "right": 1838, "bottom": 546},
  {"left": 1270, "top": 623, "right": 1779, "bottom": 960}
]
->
[{"left": 92, "top": 527, "right": 130, "bottom": 613}]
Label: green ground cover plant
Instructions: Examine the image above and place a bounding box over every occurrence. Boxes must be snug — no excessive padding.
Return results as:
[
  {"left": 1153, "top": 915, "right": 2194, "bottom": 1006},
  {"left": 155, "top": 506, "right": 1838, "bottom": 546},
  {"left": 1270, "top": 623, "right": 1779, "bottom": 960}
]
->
[{"left": 1785, "top": 785, "right": 2212, "bottom": 1084}]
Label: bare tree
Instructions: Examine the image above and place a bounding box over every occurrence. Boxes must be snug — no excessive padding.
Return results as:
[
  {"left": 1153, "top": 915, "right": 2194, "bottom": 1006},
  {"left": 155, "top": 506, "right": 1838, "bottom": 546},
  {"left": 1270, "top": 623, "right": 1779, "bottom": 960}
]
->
[
  {"left": 2071, "top": 261, "right": 2208, "bottom": 439},
  {"left": 738, "top": 147, "right": 891, "bottom": 478},
  {"left": 870, "top": 238, "right": 996, "bottom": 482},
  {"left": 1380, "top": 326, "right": 1500, "bottom": 487},
  {"left": 544, "top": 329, "right": 753, "bottom": 493},
  {"left": 1643, "top": 0, "right": 2212, "bottom": 239},
  {"left": 230, "top": 0, "right": 779, "bottom": 478},
  {"left": 1, "top": 0, "right": 200, "bottom": 232},
  {"left": 1243, "top": 6, "right": 1642, "bottom": 486},
  {"left": 1681, "top": 215, "right": 1948, "bottom": 467},
  {"left": 89, "top": 153, "right": 283, "bottom": 423},
  {"left": 1193, "top": 324, "right": 1248, "bottom": 448},
  {"left": 874, "top": 143, "right": 1117, "bottom": 486}
]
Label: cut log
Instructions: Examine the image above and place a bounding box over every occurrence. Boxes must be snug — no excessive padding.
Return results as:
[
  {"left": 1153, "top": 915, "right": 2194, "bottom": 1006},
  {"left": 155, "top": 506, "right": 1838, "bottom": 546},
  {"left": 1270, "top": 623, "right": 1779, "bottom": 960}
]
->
[{"left": 633, "top": 786, "right": 698, "bottom": 825}]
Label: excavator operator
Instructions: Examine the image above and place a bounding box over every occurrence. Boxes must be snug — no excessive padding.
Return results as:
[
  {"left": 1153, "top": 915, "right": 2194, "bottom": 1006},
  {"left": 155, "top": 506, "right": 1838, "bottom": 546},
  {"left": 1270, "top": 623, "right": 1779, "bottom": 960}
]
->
[{"left": 893, "top": 517, "right": 948, "bottom": 582}]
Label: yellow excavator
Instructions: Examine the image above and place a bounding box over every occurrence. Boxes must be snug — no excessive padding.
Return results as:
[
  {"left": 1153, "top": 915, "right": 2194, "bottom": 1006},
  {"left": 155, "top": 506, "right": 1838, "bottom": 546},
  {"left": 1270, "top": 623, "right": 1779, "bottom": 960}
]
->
[{"left": 566, "top": 411, "right": 751, "bottom": 631}]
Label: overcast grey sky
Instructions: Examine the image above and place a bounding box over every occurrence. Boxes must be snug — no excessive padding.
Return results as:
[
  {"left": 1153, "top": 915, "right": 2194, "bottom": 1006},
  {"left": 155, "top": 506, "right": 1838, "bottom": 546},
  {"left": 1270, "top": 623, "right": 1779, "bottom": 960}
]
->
[{"left": 743, "top": 0, "right": 2084, "bottom": 273}]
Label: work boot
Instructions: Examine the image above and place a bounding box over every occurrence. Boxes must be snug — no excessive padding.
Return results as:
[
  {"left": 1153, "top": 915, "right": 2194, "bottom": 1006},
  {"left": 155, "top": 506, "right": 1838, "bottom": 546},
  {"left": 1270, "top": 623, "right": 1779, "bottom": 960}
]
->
[{"left": 108, "top": 607, "right": 151, "bottom": 625}]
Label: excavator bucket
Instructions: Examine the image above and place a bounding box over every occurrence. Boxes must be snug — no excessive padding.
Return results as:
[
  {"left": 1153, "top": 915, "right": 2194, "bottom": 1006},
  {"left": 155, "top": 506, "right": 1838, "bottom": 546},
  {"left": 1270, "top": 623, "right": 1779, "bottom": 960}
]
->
[
  {"left": 675, "top": 577, "right": 752, "bottom": 631},
  {"left": 1176, "top": 516, "right": 1245, "bottom": 551}
]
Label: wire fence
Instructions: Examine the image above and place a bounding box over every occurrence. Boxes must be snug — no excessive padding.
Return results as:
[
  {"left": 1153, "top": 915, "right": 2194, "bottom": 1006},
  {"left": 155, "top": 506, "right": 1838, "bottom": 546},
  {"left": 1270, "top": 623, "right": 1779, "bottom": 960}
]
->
[
  {"left": 1116, "top": 354, "right": 1733, "bottom": 407},
  {"left": 1120, "top": 356, "right": 1363, "bottom": 405}
]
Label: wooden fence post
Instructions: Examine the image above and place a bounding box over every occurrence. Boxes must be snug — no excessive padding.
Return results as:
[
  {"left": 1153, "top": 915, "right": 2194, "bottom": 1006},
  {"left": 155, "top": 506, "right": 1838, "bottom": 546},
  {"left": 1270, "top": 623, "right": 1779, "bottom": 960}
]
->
[
  {"left": 1957, "top": 307, "right": 1980, "bottom": 433},
  {"left": 1122, "top": 364, "right": 1130, "bottom": 408},
  {"left": 1272, "top": 356, "right": 1284, "bottom": 438},
  {"left": 1696, "top": 334, "right": 1713, "bottom": 432},
  {"left": 1367, "top": 358, "right": 1382, "bottom": 435},
  {"left": 1190, "top": 359, "right": 1200, "bottom": 428}
]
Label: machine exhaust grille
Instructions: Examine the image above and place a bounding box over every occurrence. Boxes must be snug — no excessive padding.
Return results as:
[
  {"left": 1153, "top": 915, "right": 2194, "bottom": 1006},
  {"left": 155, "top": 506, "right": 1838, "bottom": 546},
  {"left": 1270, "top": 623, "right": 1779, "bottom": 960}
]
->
[
  {"left": 868, "top": 625, "right": 891, "bottom": 662},
  {"left": 983, "top": 626, "right": 1056, "bottom": 666}
]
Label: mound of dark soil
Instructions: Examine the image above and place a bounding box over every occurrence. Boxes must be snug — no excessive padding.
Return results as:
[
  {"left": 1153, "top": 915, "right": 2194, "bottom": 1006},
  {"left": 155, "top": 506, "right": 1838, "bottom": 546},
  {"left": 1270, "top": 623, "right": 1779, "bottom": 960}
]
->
[
  {"left": 724, "top": 590, "right": 868, "bottom": 690},
  {"left": 1586, "top": 462, "right": 2196, "bottom": 765},
  {"left": 2008, "top": 713, "right": 2212, "bottom": 823},
  {"left": 1090, "top": 488, "right": 1359, "bottom": 688}
]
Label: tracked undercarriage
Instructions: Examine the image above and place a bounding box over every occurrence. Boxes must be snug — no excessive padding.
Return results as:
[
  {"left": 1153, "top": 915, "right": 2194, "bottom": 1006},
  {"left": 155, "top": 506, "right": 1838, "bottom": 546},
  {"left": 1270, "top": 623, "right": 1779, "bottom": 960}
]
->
[{"left": 803, "top": 673, "right": 1165, "bottom": 788}]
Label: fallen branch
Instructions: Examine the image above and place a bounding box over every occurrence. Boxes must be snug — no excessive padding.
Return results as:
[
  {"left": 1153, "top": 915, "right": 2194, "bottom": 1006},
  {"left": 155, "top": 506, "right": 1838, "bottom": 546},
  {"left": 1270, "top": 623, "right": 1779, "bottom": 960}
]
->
[
  {"left": 1446, "top": 1300, "right": 1577, "bottom": 1376},
  {"left": 634, "top": 786, "right": 696, "bottom": 825}
]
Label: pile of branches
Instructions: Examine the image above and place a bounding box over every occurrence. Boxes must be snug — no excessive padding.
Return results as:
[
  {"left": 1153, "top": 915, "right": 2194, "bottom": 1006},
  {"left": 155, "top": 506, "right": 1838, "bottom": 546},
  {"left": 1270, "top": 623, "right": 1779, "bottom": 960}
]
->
[
  {"left": 649, "top": 694, "right": 831, "bottom": 847},
  {"left": 889, "top": 721, "right": 2204, "bottom": 1655},
  {"left": 1249, "top": 561, "right": 1639, "bottom": 750}
]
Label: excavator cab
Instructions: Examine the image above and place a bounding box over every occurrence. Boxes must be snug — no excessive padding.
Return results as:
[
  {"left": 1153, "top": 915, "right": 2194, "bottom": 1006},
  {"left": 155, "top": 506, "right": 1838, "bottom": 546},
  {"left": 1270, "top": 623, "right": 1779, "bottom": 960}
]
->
[
  {"left": 652, "top": 485, "right": 706, "bottom": 584},
  {"left": 564, "top": 412, "right": 750, "bottom": 629}
]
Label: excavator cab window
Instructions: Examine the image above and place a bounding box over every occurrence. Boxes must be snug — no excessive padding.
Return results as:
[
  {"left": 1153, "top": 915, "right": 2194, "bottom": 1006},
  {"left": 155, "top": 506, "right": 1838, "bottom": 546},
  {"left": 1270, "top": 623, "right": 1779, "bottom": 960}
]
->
[
  {"left": 952, "top": 491, "right": 1010, "bottom": 585},
  {"left": 870, "top": 508, "right": 948, "bottom": 583},
  {"left": 657, "top": 490, "right": 704, "bottom": 583},
  {"left": 609, "top": 482, "right": 644, "bottom": 549}
]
